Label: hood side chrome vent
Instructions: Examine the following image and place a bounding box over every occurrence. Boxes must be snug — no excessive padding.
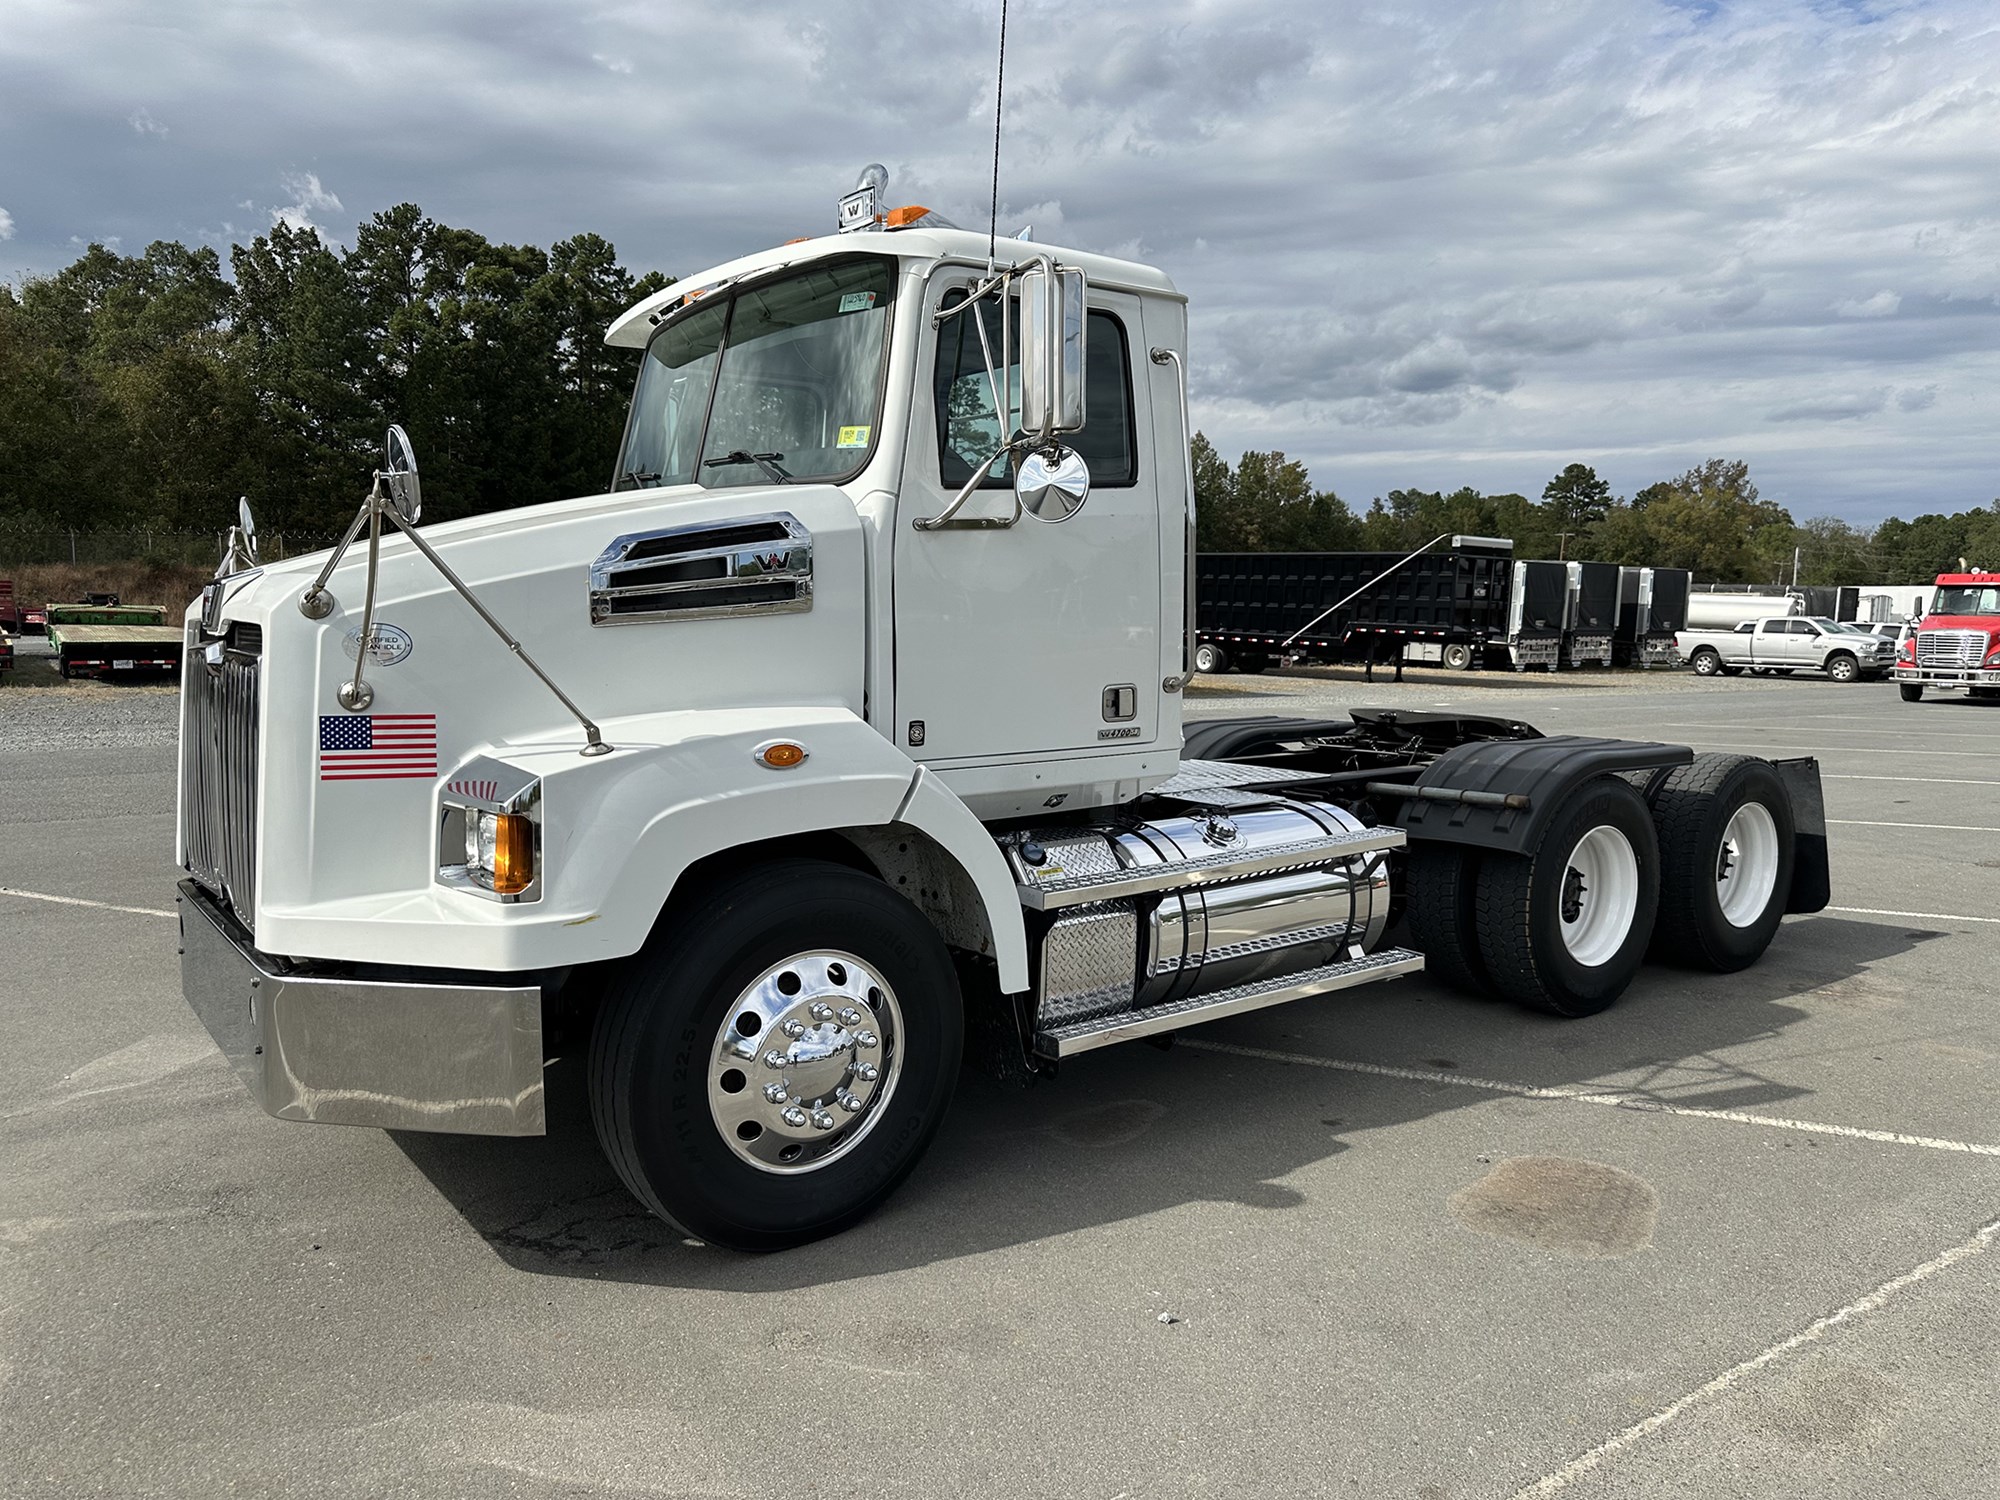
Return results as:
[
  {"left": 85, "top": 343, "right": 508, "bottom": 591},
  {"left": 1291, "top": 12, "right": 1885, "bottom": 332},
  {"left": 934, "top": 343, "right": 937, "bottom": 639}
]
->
[{"left": 590, "top": 512, "right": 813, "bottom": 627}]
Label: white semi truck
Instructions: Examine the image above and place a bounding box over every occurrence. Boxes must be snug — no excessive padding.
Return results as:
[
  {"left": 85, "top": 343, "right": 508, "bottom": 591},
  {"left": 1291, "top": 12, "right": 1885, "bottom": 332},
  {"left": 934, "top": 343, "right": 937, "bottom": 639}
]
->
[{"left": 178, "top": 186, "right": 1830, "bottom": 1249}]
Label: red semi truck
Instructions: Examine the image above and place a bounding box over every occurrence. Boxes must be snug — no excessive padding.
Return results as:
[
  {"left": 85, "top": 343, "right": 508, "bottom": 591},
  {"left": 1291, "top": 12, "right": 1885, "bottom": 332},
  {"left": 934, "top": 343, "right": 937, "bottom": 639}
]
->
[{"left": 1895, "top": 572, "right": 2000, "bottom": 702}]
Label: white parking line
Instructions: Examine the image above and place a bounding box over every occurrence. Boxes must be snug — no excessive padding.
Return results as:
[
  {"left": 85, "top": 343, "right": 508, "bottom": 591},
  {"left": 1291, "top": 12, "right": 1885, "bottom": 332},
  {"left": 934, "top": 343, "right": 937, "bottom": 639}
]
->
[
  {"left": 0, "top": 886, "right": 176, "bottom": 919},
  {"left": 1512, "top": 1214, "right": 2000, "bottom": 1497},
  {"left": 1828, "top": 819, "right": 2000, "bottom": 833},
  {"left": 1829, "top": 905, "right": 2000, "bottom": 926},
  {"left": 1697, "top": 742, "right": 2000, "bottom": 759},
  {"left": 1825, "top": 773, "right": 2000, "bottom": 787},
  {"left": 1654, "top": 722, "right": 2000, "bottom": 741},
  {"left": 1181, "top": 1041, "right": 2000, "bottom": 1156}
]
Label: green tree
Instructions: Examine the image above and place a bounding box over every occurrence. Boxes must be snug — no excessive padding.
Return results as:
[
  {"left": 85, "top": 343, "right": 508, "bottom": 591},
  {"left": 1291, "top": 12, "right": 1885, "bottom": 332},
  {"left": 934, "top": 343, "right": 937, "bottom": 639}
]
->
[{"left": 1541, "top": 462, "right": 1612, "bottom": 539}]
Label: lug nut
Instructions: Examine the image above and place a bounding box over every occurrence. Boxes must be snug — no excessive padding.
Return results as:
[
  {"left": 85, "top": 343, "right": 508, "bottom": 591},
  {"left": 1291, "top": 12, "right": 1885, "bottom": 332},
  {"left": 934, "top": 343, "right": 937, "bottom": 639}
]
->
[
  {"left": 855, "top": 1031, "right": 878, "bottom": 1050},
  {"left": 782, "top": 1019, "right": 807, "bottom": 1039},
  {"left": 854, "top": 1062, "right": 879, "bottom": 1083},
  {"left": 838, "top": 1007, "right": 863, "bottom": 1026},
  {"left": 810, "top": 1111, "right": 836, "bottom": 1131},
  {"left": 808, "top": 1002, "right": 833, "bottom": 1021},
  {"left": 837, "top": 1092, "right": 863, "bottom": 1113},
  {"left": 781, "top": 1106, "right": 809, "bottom": 1128},
  {"left": 763, "top": 1082, "right": 789, "bottom": 1104},
  {"left": 762, "top": 1050, "right": 787, "bottom": 1070}
]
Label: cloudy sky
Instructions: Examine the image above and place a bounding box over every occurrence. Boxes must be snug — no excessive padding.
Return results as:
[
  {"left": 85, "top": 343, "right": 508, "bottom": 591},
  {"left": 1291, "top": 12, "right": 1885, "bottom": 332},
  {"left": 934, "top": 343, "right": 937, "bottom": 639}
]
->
[{"left": 3, "top": 0, "right": 1995, "bottom": 523}]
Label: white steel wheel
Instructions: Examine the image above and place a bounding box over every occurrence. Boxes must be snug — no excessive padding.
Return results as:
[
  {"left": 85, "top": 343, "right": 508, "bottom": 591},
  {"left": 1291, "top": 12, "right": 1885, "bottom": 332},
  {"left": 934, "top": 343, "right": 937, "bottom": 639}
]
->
[
  {"left": 1557, "top": 825, "right": 1641, "bottom": 967},
  {"left": 1194, "top": 642, "right": 1227, "bottom": 675},
  {"left": 1714, "top": 801, "right": 1780, "bottom": 928},
  {"left": 708, "top": 951, "right": 903, "bottom": 1174},
  {"left": 1443, "top": 643, "right": 1474, "bottom": 671}
]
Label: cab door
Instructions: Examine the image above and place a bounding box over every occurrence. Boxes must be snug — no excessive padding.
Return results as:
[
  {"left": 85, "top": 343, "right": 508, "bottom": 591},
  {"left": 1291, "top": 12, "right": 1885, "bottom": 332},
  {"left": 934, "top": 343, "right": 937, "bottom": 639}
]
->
[{"left": 890, "top": 279, "right": 1163, "bottom": 764}]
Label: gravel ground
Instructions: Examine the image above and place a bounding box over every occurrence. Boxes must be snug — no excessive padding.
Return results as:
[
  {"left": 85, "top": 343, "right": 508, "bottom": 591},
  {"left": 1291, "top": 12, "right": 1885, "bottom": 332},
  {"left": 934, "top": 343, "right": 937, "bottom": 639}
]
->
[{"left": 0, "top": 641, "right": 180, "bottom": 752}]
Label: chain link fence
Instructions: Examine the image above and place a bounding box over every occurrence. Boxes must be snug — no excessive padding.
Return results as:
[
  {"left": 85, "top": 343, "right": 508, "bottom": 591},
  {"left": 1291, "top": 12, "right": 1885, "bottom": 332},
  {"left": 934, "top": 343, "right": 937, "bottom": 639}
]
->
[{"left": 0, "top": 529, "right": 343, "bottom": 568}]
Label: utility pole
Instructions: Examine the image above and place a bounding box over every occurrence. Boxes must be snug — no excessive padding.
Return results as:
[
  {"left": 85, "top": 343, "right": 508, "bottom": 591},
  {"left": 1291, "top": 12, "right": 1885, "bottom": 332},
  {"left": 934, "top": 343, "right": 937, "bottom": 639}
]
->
[{"left": 1557, "top": 531, "right": 1575, "bottom": 560}]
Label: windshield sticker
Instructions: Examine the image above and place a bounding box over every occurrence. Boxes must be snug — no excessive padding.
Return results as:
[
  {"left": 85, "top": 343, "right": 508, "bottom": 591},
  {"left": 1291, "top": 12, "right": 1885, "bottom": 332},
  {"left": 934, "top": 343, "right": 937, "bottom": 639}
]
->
[
  {"left": 838, "top": 291, "right": 878, "bottom": 314},
  {"left": 837, "top": 425, "right": 871, "bottom": 448}
]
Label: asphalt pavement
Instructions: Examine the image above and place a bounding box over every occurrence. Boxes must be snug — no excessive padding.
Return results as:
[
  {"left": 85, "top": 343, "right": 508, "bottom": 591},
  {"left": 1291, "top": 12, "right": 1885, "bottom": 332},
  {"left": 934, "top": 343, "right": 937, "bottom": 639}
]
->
[{"left": 3, "top": 665, "right": 1997, "bottom": 1498}]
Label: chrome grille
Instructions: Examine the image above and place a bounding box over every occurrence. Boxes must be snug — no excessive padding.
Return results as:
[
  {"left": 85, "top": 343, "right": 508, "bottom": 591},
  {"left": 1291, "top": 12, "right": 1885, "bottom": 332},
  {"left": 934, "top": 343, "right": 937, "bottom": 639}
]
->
[
  {"left": 181, "top": 635, "right": 261, "bottom": 930},
  {"left": 1916, "top": 629, "right": 1986, "bottom": 667}
]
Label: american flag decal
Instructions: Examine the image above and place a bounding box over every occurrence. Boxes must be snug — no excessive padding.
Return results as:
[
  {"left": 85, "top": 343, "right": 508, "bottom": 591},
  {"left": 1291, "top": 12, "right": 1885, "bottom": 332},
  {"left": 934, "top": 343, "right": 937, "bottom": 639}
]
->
[
  {"left": 319, "top": 713, "right": 438, "bottom": 781},
  {"left": 446, "top": 777, "right": 500, "bottom": 801}
]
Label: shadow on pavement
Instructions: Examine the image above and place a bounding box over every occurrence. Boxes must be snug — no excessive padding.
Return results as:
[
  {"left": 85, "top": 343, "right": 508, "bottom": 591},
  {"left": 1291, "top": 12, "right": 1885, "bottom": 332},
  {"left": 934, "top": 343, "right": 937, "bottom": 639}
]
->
[{"left": 390, "top": 914, "right": 1931, "bottom": 1290}]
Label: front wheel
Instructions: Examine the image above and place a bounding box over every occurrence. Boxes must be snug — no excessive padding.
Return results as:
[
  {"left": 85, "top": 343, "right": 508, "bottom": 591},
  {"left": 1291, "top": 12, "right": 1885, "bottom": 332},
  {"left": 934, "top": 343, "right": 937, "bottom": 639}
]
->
[
  {"left": 589, "top": 859, "right": 963, "bottom": 1251},
  {"left": 1824, "top": 653, "right": 1858, "bottom": 683},
  {"left": 1690, "top": 648, "right": 1722, "bottom": 677},
  {"left": 1474, "top": 778, "right": 1660, "bottom": 1017},
  {"left": 1899, "top": 682, "right": 1923, "bottom": 702}
]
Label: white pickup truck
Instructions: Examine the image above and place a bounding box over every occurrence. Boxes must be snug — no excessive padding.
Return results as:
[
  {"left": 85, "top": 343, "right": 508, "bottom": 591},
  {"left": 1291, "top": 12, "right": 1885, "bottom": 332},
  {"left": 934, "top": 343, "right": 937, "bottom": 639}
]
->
[{"left": 1676, "top": 615, "right": 1896, "bottom": 682}]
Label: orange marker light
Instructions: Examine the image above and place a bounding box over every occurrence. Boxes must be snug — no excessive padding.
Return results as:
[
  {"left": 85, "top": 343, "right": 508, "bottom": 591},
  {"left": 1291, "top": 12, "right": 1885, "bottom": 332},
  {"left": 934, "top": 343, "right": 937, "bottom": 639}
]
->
[
  {"left": 755, "top": 741, "right": 808, "bottom": 770},
  {"left": 884, "top": 205, "right": 931, "bottom": 228},
  {"left": 489, "top": 813, "right": 536, "bottom": 894}
]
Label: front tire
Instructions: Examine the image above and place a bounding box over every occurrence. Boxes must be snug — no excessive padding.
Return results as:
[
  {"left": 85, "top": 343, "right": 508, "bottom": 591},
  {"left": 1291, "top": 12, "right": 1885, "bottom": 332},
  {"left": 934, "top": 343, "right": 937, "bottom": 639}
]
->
[
  {"left": 1646, "top": 755, "right": 1794, "bottom": 972},
  {"left": 1473, "top": 778, "right": 1660, "bottom": 1017},
  {"left": 1825, "top": 652, "right": 1858, "bottom": 683},
  {"left": 1899, "top": 682, "right": 1923, "bottom": 702},
  {"left": 589, "top": 859, "right": 963, "bottom": 1251}
]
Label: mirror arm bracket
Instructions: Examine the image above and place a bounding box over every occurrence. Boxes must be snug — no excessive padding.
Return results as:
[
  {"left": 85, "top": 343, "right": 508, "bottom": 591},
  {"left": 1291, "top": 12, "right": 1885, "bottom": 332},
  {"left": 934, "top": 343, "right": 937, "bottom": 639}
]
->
[{"left": 913, "top": 443, "right": 1025, "bottom": 531}]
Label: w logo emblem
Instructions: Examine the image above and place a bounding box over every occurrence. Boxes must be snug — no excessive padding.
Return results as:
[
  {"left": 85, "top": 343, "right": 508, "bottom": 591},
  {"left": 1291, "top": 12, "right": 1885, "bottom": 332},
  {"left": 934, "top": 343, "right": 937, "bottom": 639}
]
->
[{"left": 754, "top": 551, "right": 790, "bottom": 572}]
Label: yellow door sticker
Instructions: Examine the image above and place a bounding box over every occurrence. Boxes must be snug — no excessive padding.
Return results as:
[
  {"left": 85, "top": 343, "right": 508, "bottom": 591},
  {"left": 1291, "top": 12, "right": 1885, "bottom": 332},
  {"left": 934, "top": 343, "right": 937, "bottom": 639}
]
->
[{"left": 837, "top": 425, "right": 871, "bottom": 448}]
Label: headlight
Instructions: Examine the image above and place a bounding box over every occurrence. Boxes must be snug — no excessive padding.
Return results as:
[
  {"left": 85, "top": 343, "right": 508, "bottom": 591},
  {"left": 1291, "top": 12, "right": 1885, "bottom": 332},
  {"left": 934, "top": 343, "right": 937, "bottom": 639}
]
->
[{"left": 438, "top": 759, "right": 543, "bottom": 902}]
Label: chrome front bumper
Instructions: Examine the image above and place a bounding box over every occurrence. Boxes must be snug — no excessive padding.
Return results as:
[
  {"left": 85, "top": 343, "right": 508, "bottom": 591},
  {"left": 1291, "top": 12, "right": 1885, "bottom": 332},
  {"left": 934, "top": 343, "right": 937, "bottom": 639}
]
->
[
  {"left": 1895, "top": 665, "right": 2000, "bottom": 686},
  {"left": 177, "top": 881, "right": 546, "bottom": 1136}
]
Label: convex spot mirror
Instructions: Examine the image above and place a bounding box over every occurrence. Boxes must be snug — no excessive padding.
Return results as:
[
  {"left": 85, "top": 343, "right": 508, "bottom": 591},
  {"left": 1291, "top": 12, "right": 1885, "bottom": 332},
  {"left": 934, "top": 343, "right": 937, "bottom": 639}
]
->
[
  {"left": 1017, "top": 263, "right": 1086, "bottom": 439},
  {"left": 1015, "top": 445, "right": 1090, "bottom": 523},
  {"left": 382, "top": 424, "right": 422, "bottom": 524}
]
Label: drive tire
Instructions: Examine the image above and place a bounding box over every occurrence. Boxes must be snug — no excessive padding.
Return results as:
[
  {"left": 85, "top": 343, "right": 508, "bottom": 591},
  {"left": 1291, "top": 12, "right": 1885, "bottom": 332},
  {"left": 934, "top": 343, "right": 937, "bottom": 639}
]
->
[
  {"left": 1442, "top": 643, "right": 1474, "bottom": 671},
  {"left": 1824, "top": 652, "right": 1858, "bottom": 683},
  {"left": 1193, "top": 642, "right": 1227, "bottom": 675},
  {"left": 589, "top": 858, "right": 963, "bottom": 1251},
  {"left": 1644, "top": 754, "right": 1794, "bottom": 972},
  {"left": 1689, "top": 648, "right": 1722, "bottom": 677},
  {"left": 1473, "top": 777, "right": 1660, "bottom": 1017},
  {"left": 1899, "top": 683, "right": 1922, "bottom": 702},
  {"left": 1404, "top": 844, "right": 1489, "bottom": 996}
]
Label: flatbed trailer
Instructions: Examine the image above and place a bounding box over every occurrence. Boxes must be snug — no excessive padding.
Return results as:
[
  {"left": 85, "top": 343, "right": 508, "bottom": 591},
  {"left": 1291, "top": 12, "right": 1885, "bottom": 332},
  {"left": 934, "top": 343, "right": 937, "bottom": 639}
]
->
[{"left": 46, "top": 621, "right": 185, "bottom": 680}]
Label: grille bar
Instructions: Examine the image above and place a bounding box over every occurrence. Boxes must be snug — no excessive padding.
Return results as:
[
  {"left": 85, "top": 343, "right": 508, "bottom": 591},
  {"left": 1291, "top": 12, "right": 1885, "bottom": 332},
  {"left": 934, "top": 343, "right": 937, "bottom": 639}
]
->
[
  {"left": 182, "top": 644, "right": 261, "bottom": 930},
  {"left": 1917, "top": 630, "right": 1986, "bottom": 668}
]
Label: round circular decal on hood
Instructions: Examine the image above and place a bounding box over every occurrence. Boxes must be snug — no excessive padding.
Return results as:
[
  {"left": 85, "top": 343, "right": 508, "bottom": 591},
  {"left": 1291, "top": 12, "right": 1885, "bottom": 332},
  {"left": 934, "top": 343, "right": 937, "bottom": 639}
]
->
[{"left": 342, "top": 622, "right": 415, "bottom": 666}]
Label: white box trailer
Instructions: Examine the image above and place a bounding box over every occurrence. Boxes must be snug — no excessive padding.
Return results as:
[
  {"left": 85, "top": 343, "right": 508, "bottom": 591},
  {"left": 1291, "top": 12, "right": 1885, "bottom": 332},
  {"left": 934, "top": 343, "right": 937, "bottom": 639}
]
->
[{"left": 176, "top": 187, "right": 1832, "bottom": 1249}]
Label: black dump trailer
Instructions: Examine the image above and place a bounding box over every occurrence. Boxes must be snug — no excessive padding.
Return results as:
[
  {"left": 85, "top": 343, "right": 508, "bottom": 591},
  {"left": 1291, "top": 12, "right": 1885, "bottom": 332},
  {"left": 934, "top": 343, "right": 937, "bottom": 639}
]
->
[
  {"left": 1195, "top": 537, "right": 1513, "bottom": 675},
  {"left": 1615, "top": 566, "right": 1690, "bottom": 666},
  {"left": 1563, "top": 561, "right": 1619, "bottom": 667},
  {"left": 1502, "top": 560, "right": 1567, "bottom": 670}
]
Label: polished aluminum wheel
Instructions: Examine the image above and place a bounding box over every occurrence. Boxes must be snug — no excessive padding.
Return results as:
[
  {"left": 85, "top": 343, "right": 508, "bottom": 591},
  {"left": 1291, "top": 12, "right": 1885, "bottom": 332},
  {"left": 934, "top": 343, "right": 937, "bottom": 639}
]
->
[
  {"left": 708, "top": 950, "right": 903, "bottom": 1174},
  {"left": 1557, "top": 825, "right": 1640, "bottom": 967},
  {"left": 1714, "top": 801, "right": 1780, "bottom": 927}
]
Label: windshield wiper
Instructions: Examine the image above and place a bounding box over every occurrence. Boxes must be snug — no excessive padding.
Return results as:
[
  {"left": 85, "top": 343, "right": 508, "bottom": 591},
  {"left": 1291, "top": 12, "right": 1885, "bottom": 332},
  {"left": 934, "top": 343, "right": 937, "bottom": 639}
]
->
[
  {"left": 618, "top": 468, "right": 662, "bottom": 490},
  {"left": 703, "top": 450, "right": 792, "bottom": 484}
]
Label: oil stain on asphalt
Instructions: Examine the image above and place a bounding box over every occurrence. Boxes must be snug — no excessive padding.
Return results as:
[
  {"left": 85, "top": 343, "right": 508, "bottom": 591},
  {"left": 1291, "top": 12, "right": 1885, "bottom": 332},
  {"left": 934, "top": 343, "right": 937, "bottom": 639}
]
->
[{"left": 1448, "top": 1156, "right": 1658, "bottom": 1258}]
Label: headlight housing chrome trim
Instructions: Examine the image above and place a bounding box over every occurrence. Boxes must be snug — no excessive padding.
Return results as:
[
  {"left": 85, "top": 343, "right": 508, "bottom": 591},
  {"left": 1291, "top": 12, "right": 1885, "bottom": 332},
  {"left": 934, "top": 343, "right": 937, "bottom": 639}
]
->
[{"left": 438, "top": 756, "right": 544, "bottom": 903}]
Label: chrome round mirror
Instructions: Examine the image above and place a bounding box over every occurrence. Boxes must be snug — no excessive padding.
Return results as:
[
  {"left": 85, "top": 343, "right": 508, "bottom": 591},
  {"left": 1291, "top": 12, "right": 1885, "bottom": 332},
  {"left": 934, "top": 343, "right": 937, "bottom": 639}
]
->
[
  {"left": 237, "top": 497, "right": 258, "bottom": 562},
  {"left": 382, "top": 424, "right": 422, "bottom": 525},
  {"left": 1015, "top": 445, "right": 1091, "bottom": 523}
]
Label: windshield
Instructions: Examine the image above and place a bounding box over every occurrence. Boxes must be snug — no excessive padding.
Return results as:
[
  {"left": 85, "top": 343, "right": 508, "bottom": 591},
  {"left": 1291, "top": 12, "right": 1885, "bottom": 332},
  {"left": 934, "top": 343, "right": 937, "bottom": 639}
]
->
[
  {"left": 615, "top": 257, "right": 894, "bottom": 491},
  {"left": 1933, "top": 584, "right": 2000, "bottom": 616}
]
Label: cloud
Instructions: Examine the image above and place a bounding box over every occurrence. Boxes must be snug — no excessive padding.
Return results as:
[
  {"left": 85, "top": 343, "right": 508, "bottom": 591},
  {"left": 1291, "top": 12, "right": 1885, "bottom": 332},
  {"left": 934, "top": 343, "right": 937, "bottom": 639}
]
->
[
  {"left": 0, "top": 206, "right": 13, "bottom": 241},
  {"left": 270, "top": 171, "right": 343, "bottom": 233},
  {"left": 0, "top": 0, "right": 1995, "bottom": 522},
  {"left": 127, "top": 107, "right": 167, "bottom": 137}
]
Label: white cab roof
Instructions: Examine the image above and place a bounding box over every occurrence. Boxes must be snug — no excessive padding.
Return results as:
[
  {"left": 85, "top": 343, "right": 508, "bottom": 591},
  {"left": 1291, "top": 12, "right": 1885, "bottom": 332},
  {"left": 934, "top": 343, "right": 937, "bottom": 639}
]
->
[{"left": 604, "top": 226, "right": 1183, "bottom": 348}]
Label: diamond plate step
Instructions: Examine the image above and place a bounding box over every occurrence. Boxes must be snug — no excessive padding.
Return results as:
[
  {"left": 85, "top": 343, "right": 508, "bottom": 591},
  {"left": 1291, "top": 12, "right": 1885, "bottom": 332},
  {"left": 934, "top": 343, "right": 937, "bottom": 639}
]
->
[
  {"left": 1033, "top": 947, "right": 1426, "bottom": 1058},
  {"left": 1017, "top": 825, "right": 1404, "bottom": 911}
]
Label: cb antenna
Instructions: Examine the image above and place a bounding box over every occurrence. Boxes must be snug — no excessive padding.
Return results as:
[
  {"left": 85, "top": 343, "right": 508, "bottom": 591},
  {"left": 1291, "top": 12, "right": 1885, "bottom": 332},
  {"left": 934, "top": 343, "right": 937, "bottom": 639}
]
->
[{"left": 988, "top": 0, "right": 1008, "bottom": 270}]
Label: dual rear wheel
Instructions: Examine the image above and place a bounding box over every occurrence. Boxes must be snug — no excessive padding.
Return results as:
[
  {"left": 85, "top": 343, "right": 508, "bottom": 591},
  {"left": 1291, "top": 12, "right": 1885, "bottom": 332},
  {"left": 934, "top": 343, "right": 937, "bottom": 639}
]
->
[{"left": 1407, "top": 755, "right": 1793, "bottom": 1016}]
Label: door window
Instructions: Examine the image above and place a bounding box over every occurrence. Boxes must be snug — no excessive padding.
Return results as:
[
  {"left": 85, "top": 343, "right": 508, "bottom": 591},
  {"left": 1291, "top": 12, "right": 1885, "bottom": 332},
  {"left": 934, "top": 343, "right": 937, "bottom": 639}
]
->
[{"left": 933, "top": 294, "right": 1136, "bottom": 488}]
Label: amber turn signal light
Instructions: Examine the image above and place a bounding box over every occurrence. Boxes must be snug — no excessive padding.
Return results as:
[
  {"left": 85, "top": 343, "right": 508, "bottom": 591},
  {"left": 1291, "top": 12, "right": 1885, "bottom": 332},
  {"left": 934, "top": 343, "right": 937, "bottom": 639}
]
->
[
  {"left": 489, "top": 812, "right": 535, "bottom": 894},
  {"left": 754, "top": 741, "right": 808, "bottom": 770}
]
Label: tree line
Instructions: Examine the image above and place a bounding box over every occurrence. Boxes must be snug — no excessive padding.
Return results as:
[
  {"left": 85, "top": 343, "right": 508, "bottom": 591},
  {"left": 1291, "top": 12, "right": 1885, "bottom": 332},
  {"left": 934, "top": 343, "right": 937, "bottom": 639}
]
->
[
  {"left": 0, "top": 207, "right": 669, "bottom": 543},
  {"left": 1194, "top": 439, "right": 1999, "bottom": 586},
  {"left": 1, "top": 213, "right": 1991, "bottom": 586}
]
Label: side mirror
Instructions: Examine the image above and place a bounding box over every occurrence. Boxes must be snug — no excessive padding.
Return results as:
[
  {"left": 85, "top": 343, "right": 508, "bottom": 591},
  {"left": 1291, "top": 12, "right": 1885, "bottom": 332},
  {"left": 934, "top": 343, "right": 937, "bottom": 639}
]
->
[
  {"left": 237, "top": 496, "right": 259, "bottom": 563},
  {"left": 1017, "top": 263, "right": 1086, "bottom": 439},
  {"left": 382, "top": 424, "right": 422, "bottom": 524},
  {"left": 1015, "top": 445, "right": 1091, "bottom": 524}
]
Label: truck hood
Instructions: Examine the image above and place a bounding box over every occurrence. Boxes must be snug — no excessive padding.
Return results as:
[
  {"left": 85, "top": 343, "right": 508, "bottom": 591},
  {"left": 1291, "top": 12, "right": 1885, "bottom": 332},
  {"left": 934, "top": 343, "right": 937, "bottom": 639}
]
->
[{"left": 1918, "top": 615, "right": 2000, "bottom": 635}]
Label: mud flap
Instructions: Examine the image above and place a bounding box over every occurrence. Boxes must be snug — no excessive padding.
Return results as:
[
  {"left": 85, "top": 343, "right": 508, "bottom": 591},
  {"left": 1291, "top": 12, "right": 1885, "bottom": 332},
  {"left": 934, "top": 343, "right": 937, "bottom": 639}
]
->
[{"left": 1772, "top": 756, "right": 1830, "bottom": 914}]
